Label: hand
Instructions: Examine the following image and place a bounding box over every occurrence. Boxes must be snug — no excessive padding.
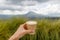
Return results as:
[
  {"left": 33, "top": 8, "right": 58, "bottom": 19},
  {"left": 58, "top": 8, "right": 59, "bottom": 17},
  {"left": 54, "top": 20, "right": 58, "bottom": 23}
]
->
[{"left": 9, "top": 23, "right": 33, "bottom": 40}]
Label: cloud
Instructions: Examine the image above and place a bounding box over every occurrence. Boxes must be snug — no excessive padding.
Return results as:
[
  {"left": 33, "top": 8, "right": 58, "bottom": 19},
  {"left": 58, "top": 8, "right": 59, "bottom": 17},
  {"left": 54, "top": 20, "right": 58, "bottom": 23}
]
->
[
  {"left": 2, "top": 10, "right": 13, "bottom": 15},
  {"left": 36, "top": 0, "right": 49, "bottom": 3},
  {"left": 0, "top": 0, "right": 6, "bottom": 4},
  {"left": 6, "top": 0, "right": 49, "bottom": 5},
  {"left": 0, "top": 2, "right": 60, "bottom": 15},
  {"left": 0, "top": 0, "right": 60, "bottom": 15},
  {"left": 0, "top": 4, "right": 24, "bottom": 11},
  {"left": 0, "top": 10, "right": 29, "bottom": 15},
  {"left": 33, "top": 3, "right": 60, "bottom": 15}
]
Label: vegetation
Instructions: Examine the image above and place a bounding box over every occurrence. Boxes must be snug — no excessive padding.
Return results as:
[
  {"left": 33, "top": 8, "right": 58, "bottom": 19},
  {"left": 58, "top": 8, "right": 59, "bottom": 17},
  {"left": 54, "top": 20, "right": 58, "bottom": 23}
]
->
[{"left": 0, "top": 17, "right": 60, "bottom": 40}]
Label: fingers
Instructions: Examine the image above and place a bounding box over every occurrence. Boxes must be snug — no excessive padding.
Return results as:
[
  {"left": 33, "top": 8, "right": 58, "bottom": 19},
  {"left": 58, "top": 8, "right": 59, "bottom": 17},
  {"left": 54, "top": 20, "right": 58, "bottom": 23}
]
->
[
  {"left": 26, "top": 30, "right": 33, "bottom": 33},
  {"left": 18, "top": 23, "right": 27, "bottom": 30},
  {"left": 18, "top": 23, "right": 34, "bottom": 34},
  {"left": 23, "top": 24, "right": 28, "bottom": 30},
  {"left": 19, "top": 23, "right": 26, "bottom": 27},
  {"left": 19, "top": 24, "right": 24, "bottom": 28}
]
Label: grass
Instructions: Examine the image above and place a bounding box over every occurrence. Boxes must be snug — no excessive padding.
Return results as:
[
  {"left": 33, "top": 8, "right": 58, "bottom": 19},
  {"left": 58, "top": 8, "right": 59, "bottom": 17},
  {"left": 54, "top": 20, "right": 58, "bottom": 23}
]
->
[{"left": 0, "top": 18, "right": 60, "bottom": 40}]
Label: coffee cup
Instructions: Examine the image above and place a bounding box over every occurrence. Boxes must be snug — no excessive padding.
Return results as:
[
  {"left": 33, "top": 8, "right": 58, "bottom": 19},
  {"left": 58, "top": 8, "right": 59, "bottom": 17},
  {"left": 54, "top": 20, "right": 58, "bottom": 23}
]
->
[{"left": 25, "top": 21, "right": 37, "bottom": 35}]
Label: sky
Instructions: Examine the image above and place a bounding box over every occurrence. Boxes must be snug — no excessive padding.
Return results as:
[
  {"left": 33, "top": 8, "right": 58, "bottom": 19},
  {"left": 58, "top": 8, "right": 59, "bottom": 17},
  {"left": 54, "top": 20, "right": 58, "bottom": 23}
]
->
[{"left": 0, "top": 0, "right": 60, "bottom": 15}]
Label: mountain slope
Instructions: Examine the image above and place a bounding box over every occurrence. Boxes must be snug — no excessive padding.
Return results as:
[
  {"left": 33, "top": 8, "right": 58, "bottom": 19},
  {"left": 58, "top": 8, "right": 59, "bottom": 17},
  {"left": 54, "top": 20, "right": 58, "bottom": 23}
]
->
[
  {"left": 0, "top": 14, "right": 13, "bottom": 19},
  {"left": 24, "top": 11, "right": 46, "bottom": 19}
]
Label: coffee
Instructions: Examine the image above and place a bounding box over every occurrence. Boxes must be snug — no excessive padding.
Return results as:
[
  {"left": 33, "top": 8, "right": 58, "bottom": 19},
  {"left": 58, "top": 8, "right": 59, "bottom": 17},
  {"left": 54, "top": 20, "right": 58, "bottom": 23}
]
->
[{"left": 25, "top": 21, "right": 37, "bottom": 35}]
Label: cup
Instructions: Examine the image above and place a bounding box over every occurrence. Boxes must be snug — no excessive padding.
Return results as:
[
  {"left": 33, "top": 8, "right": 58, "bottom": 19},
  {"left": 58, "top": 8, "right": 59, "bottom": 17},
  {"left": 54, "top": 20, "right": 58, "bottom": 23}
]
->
[{"left": 25, "top": 21, "right": 37, "bottom": 35}]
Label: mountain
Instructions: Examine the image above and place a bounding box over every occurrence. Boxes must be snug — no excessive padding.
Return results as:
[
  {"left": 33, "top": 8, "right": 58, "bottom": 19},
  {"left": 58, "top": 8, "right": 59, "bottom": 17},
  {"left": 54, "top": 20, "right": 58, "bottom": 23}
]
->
[
  {"left": 0, "top": 14, "right": 13, "bottom": 19},
  {"left": 0, "top": 12, "right": 60, "bottom": 19},
  {"left": 24, "top": 11, "right": 46, "bottom": 19},
  {"left": 47, "top": 13, "right": 60, "bottom": 17}
]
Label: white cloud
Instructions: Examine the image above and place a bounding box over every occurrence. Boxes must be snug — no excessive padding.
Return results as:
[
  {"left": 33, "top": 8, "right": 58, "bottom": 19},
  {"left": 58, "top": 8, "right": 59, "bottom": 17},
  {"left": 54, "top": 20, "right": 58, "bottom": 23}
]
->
[
  {"left": 0, "top": 0, "right": 60, "bottom": 15},
  {"left": 0, "top": 0, "right": 5, "bottom": 3},
  {"left": 0, "top": 10, "right": 29, "bottom": 15},
  {"left": 20, "top": 1, "right": 38, "bottom": 6},
  {"left": 3, "top": 10, "right": 13, "bottom": 15},
  {"left": 31, "top": 2, "right": 60, "bottom": 15},
  {"left": 14, "top": 10, "right": 29, "bottom": 15}
]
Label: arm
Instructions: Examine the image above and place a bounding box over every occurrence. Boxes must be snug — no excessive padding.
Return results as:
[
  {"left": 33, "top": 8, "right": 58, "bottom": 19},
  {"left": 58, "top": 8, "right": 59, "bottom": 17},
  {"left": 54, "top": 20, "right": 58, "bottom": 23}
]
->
[
  {"left": 9, "top": 24, "right": 32, "bottom": 40},
  {"left": 9, "top": 30, "right": 27, "bottom": 40}
]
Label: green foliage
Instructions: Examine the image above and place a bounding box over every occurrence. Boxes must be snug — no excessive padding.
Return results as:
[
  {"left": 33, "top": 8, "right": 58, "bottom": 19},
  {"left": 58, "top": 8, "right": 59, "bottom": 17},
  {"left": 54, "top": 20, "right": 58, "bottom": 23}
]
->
[{"left": 0, "top": 18, "right": 60, "bottom": 40}]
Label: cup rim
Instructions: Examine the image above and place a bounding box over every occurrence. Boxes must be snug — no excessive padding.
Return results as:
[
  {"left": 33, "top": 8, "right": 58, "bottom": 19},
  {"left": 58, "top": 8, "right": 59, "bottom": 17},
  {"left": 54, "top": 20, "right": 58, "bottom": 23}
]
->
[{"left": 26, "top": 21, "right": 37, "bottom": 25}]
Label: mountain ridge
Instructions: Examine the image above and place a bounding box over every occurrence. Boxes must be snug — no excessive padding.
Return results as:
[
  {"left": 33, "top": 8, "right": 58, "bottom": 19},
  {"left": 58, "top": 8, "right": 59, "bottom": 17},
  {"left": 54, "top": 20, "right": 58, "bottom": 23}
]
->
[{"left": 0, "top": 11, "right": 60, "bottom": 19}]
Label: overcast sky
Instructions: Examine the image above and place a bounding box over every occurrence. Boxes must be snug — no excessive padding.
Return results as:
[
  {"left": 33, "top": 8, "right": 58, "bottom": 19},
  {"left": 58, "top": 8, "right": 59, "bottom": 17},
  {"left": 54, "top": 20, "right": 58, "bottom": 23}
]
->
[{"left": 0, "top": 0, "right": 60, "bottom": 15}]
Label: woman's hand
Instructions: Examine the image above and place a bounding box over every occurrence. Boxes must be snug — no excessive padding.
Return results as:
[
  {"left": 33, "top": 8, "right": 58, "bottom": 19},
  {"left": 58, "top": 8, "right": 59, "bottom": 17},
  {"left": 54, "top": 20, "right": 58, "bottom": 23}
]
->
[{"left": 9, "top": 24, "right": 33, "bottom": 40}]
